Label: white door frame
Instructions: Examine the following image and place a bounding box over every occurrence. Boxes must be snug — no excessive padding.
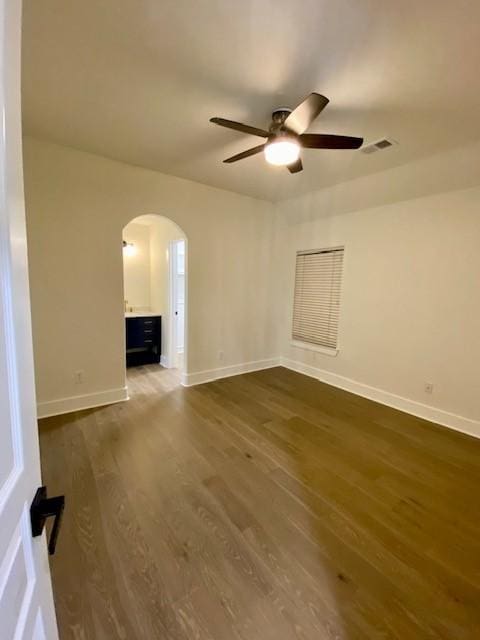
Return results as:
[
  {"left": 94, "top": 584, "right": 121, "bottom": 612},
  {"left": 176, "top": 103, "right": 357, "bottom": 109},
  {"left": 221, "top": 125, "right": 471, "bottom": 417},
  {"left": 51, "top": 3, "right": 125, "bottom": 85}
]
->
[
  {"left": 167, "top": 238, "right": 187, "bottom": 371},
  {"left": 0, "top": 0, "right": 58, "bottom": 637}
]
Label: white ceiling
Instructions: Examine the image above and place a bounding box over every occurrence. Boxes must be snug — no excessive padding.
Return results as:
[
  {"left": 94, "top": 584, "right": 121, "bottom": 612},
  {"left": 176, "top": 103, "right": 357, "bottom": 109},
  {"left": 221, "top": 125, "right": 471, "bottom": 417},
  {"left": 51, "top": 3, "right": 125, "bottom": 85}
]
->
[{"left": 22, "top": 0, "right": 480, "bottom": 202}]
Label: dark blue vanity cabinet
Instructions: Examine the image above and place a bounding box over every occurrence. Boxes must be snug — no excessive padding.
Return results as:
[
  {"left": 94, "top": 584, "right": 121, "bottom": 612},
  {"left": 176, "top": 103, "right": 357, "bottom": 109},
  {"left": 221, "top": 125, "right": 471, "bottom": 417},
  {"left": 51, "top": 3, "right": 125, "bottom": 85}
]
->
[{"left": 125, "top": 315, "right": 161, "bottom": 367}]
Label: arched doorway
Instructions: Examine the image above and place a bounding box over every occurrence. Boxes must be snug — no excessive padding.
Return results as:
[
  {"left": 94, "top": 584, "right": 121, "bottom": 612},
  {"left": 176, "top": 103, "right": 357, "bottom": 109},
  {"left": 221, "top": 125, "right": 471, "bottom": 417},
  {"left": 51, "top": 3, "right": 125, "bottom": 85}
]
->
[{"left": 121, "top": 214, "right": 187, "bottom": 384}]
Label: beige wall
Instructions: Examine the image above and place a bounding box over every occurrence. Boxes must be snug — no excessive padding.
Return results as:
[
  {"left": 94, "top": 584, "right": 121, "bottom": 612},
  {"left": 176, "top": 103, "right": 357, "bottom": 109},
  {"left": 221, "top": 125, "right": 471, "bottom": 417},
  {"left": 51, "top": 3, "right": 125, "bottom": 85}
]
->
[
  {"left": 275, "top": 177, "right": 480, "bottom": 430},
  {"left": 122, "top": 222, "right": 151, "bottom": 310},
  {"left": 24, "top": 137, "right": 277, "bottom": 413},
  {"left": 24, "top": 134, "right": 480, "bottom": 432}
]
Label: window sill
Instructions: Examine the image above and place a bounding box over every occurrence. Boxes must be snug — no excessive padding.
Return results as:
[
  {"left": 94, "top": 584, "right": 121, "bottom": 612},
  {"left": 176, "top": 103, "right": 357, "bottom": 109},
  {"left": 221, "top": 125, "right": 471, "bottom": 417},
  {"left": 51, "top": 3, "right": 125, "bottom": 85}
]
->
[{"left": 290, "top": 341, "right": 339, "bottom": 357}]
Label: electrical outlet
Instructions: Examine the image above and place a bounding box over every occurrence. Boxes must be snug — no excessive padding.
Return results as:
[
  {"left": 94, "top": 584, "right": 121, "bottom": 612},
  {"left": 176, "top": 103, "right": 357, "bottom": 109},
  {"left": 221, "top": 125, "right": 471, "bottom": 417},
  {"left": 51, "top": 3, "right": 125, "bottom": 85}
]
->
[
  {"left": 424, "top": 382, "right": 433, "bottom": 394},
  {"left": 74, "top": 370, "right": 84, "bottom": 384},
  {"left": 218, "top": 351, "right": 224, "bottom": 362}
]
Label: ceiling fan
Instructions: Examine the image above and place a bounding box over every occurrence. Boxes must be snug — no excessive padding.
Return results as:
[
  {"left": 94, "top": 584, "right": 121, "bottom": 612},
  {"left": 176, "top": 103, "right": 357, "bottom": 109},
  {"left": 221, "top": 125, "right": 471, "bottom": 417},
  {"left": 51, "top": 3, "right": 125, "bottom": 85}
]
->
[{"left": 210, "top": 93, "right": 363, "bottom": 173}]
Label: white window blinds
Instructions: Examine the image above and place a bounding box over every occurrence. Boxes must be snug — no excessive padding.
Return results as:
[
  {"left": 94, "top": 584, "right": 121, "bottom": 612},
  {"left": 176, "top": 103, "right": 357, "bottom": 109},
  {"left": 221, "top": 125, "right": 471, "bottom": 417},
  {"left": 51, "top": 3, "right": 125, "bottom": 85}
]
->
[{"left": 292, "top": 247, "right": 344, "bottom": 349}]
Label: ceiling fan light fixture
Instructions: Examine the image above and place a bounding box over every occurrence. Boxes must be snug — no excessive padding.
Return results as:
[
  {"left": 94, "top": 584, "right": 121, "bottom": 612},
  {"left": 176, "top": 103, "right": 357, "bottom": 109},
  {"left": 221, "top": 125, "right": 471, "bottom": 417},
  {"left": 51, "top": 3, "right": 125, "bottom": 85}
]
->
[{"left": 264, "top": 138, "right": 300, "bottom": 166}]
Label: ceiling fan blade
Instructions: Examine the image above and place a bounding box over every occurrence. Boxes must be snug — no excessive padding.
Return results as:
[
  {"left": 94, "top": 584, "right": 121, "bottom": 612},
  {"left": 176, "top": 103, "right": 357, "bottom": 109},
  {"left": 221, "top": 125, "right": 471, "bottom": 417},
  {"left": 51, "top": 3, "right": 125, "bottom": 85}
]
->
[
  {"left": 300, "top": 133, "right": 363, "bottom": 149},
  {"left": 210, "top": 117, "right": 269, "bottom": 138},
  {"left": 284, "top": 93, "right": 329, "bottom": 134},
  {"left": 223, "top": 144, "right": 265, "bottom": 163},
  {"left": 287, "top": 158, "right": 303, "bottom": 173}
]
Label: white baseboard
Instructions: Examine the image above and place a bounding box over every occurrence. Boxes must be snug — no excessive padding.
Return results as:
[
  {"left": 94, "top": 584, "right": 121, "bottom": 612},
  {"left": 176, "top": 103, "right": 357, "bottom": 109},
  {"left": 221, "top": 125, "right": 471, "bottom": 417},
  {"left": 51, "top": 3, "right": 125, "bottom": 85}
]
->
[
  {"left": 160, "top": 355, "right": 168, "bottom": 367},
  {"left": 37, "top": 386, "right": 129, "bottom": 419},
  {"left": 281, "top": 358, "right": 480, "bottom": 439},
  {"left": 36, "top": 358, "right": 479, "bottom": 440},
  {"left": 181, "top": 358, "right": 281, "bottom": 387}
]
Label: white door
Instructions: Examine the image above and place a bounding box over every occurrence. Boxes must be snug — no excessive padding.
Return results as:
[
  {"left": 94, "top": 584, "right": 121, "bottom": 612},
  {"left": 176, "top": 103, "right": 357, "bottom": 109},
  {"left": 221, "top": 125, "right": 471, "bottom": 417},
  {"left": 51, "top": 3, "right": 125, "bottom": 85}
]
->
[
  {"left": 169, "top": 239, "right": 185, "bottom": 369},
  {"left": 174, "top": 240, "right": 185, "bottom": 356},
  {"left": 0, "top": 1, "right": 59, "bottom": 638}
]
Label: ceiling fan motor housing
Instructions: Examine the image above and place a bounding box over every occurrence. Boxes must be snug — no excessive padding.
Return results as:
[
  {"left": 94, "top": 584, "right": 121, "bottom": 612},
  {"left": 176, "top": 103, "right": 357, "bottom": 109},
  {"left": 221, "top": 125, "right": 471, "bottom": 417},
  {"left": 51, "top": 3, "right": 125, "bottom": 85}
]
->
[{"left": 270, "top": 108, "right": 293, "bottom": 133}]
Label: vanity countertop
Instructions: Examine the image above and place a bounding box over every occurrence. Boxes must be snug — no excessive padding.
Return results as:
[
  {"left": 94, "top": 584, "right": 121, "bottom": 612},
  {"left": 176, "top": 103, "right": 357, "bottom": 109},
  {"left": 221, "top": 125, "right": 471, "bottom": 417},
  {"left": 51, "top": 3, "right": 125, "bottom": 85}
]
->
[{"left": 125, "top": 311, "right": 160, "bottom": 318}]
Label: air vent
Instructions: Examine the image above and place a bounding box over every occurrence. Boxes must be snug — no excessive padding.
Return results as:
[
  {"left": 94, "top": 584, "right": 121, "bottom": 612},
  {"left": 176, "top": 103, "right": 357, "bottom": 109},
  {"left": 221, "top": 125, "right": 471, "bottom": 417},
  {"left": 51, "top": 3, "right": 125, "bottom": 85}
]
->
[{"left": 361, "top": 138, "right": 396, "bottom": 154}]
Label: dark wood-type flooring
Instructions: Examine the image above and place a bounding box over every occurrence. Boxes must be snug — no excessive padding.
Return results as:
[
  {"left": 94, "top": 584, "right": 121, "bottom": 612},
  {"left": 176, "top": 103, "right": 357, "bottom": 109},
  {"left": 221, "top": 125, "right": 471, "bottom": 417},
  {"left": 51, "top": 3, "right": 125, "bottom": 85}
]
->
[{"left": 39, "top": 365, "right": 480, "bottom": 639}]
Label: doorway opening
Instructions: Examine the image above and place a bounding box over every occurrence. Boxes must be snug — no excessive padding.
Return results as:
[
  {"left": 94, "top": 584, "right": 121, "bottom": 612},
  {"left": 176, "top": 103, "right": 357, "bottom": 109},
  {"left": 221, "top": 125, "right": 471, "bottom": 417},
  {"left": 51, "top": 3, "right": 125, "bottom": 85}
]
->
[{"left": 122, "top": 214, "right": 187, "bottom": 382}]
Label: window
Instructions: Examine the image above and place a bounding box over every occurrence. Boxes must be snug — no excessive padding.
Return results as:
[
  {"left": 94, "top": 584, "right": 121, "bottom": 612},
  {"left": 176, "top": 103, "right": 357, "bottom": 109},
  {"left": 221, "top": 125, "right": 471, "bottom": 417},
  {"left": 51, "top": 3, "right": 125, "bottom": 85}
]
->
[{"left": 292, "top": 247, "right": 344, "bottom": 350}]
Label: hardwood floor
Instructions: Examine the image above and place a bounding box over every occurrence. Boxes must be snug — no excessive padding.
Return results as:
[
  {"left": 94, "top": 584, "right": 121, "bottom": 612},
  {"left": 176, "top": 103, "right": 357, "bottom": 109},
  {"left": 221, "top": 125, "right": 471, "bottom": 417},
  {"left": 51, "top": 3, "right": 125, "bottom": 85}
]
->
[{"left": 39, "top": 365, "right": 480, "bottom": 639}]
